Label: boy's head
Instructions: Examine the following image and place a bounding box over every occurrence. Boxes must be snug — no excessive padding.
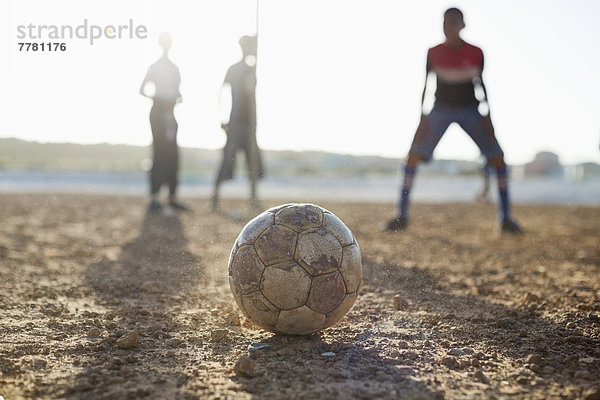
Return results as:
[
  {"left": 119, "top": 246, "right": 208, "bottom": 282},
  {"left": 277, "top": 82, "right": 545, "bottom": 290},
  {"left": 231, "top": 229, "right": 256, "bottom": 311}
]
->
[
  {"left": 443, "top": 8, "right": 465, "bottom": 41},
  {"left": 239, "top": 35, "right": 257, "bottom": 57},
  {"left": 158, "top": 32, "right": 172, "bottom": 53}
]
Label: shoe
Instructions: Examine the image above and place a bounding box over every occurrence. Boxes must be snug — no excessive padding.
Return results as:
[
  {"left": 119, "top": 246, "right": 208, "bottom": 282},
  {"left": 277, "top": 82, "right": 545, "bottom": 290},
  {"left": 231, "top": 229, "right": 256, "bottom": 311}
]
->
[
  {"left": 169, "top": 201, "right": 189, "bottom": 211},
  {"left": 500, "top": 219, "right": 523, "bottom": 234},
  {"left": 148, "top": 199, "right": 162, "bottom": 212},
  {"left": 383, "top": 216, "right": 408, "bottom": 232}
]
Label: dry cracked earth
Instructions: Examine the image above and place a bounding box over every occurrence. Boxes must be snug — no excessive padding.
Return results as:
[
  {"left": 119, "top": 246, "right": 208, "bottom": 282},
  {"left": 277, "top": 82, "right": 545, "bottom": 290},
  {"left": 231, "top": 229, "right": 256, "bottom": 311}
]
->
[{"left": 1, "top": 194, "right": 599, "bottom": 399}]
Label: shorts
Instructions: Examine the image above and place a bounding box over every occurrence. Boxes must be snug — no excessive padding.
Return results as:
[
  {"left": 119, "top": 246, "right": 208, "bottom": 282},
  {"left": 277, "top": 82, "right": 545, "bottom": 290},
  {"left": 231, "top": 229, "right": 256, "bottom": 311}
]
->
[{"left": 408, "top": 104, "right": 504, "bottom": 161}]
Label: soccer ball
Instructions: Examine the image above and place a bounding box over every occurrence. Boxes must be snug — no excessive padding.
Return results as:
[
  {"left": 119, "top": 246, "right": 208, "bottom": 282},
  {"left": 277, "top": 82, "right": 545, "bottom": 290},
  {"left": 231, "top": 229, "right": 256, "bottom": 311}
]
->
[{"left": 228, "top": 203, "right": 362, "bottom": 335}]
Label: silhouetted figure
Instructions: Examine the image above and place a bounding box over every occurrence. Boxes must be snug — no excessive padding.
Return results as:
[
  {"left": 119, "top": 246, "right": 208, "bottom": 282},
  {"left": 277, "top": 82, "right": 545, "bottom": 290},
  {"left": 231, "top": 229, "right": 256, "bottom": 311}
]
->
[
  {"left": 211, "top": 35, "right": 263, "bottom": 211},
  {"left": 140, "top": 32, "right": 187, "bottom": 212},
  {"left": 475, "top": 161, "right": 493, "bottom": 204},
  {"left": 385, "top": 8, "right": 522, "bottom": 233}
]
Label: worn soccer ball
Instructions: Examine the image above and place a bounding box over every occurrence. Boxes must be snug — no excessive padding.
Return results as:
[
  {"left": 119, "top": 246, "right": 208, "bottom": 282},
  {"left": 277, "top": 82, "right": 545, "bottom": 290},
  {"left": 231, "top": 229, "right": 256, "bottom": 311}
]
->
[{"left": 228, "top": 203, "right": 362, "bottom": 335}]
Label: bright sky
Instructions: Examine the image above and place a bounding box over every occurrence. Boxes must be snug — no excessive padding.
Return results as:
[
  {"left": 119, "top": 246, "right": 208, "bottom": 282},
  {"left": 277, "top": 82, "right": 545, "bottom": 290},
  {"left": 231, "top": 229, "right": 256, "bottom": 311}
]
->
[{"left": 1, "top": 0, "right": 599, "bottom": 165}]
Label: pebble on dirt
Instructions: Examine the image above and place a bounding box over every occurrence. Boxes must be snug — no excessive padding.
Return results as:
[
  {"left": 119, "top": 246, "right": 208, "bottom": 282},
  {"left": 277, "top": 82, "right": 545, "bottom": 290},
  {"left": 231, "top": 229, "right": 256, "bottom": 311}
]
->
[
  {"left": 234, "top": 356, "right": 256, "bottom": 378},
  {"left": 116, "top": 330, "right": 139, "bottom": 349}
]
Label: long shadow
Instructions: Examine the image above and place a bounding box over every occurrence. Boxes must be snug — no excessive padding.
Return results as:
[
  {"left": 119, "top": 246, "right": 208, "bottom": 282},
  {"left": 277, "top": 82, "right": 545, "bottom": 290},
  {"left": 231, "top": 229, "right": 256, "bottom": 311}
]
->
[
  {"left": 229, "top": 331, "right": 444, "bottom": 400},
  {"left": 361, "top": 258, "right": 600, "bottom": 389},
  {"left": 230, "top": 255, "right": 598, "bottom": 399},
  {"left": 60, "top": 211, "right": 204, "bottom": 399}
]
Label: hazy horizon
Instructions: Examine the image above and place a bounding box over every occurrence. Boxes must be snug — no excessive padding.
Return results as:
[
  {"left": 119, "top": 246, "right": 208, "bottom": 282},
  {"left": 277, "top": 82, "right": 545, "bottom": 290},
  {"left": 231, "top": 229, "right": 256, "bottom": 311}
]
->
[{"left": 2, "top": 0, "right": 600, "bottom": 165}]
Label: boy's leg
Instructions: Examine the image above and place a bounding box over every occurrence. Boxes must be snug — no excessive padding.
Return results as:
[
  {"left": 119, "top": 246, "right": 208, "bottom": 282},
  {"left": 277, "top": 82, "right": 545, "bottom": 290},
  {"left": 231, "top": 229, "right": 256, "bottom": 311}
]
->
[
  {"left": 386, "top": 109, "right": 451, "bottom": 231},
  {"left": 458, "top": 110, "right": 522, "bottom": 233}
]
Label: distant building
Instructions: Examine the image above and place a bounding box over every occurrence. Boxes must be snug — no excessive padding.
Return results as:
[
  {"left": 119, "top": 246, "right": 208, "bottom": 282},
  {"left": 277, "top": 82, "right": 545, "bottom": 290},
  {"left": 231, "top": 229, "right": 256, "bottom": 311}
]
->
[
  {"left": 523, "top": 151, "right": 562, "bottom": 177},
  {"left": 565, "top": 162, "right": 600, "bottom": 181}
]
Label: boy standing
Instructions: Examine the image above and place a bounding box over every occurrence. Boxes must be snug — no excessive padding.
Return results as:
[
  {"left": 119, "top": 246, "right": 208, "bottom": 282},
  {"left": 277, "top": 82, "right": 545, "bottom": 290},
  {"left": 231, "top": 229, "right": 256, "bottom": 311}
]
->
[{"left": 385, "top": 8, "right": 522, "bottom": 233}]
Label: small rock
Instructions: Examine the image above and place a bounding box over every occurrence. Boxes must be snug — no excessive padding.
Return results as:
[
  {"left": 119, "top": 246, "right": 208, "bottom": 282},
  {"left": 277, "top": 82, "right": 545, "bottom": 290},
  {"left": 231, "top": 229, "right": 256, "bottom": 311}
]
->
[
  {"left": 441, "top": 356, "right": 459, "bottom": 369},
  {"left": 563, "top": 354, "right": 578, "bottom": 365},
  {"left": 210, "top": 329, "right": 228, "bottom": 342},
  {"left": 574, "top": 370, "right": 592, "bottom": 380},
  {"left": 105, "top": 321, "right": 118, "bottom": 330},
  {"left": 32, "top": 358, "right": 47, "bottom": 368},
  {"left": 526, "top": 354, "right": 542, "bottom": 364},
  {"left": 248, "top": 343, "right": 270, "bottom": 353},
  {"left": 474, "top": 352, "right": 487, "bottom": 360},
  {"left": 31, "top": 312, "right": 45, "bottom": 318},
  {"left": 582, "top": 386, "right": 600, "bottom": 400},
  {"left": 165, "top": 350, "right": 176, "bottom": 358},
  {"left": 87, "top": 328, "right": 102, "bottom": 337},
  {"left": 529, "top": 364, "right": 543, "bottom": 374},
  {"left": 548, "top": 360, "right": 565, "bottom": 370},
  {"left": 234, "top": 356, "right": 256, "bottom": 378},
  {"left": 461, "top": 347, "right": 474, "bottom": 355},
  {"left": 496, "top": 317, "right": 514, "bottom": 328},
  {"left": 516, "top": 376, "right": 529, "bottom": 385},
  {"left": 472, "top": 370, "right": 489, "bottom": 384},
  {"left": 392, "top": 295, "right": 409, "bottom": 310},
  {"left": 542, "top": 365, "right": 555, "bottom": 374},
  {"left": 519, "top": 329, "right": 528, "bottom": 337},
  {"left": 397, "top": 341, "right": 409, "bottom": 349},
  {"left": 167, "top": 338, "right": 183, "bottom": 348},
  {"left": 471, "top": 358, "right": 481, "bottom": 367},
  {"left": 522, "top": 292, "right": 541, "bottom": 304},
  {"left": 390, "top": 350, "right": 402, "bottom": 358},
  {"left": 589, "top": 313, "right": 599, "bottom": 322},
  {"left": 321, "top": 352, "right": 336, "bottom": 357},
  {"left": 116, "top": 331, "right": 139, "bottom": 349},
  {"left": 404, "top": 351, "right": 418, "bottom": 360},
  {"left": 448, "top": 348, "right": 466, "bottom": 357},
  {"left": 566, "top": 335, "right": 592, "bottom": 344}
]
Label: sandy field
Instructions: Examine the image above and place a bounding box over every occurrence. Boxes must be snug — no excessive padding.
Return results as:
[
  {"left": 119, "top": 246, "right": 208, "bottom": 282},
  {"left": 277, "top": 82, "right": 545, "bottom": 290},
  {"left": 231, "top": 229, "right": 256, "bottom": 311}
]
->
[{"left": 1, "top": 193, "right": 599, "bottom": 399}]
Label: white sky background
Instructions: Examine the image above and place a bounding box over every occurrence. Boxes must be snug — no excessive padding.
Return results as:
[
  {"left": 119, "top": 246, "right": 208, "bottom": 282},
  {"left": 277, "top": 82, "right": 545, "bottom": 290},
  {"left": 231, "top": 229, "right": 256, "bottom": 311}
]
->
[{"left": 1, "top": 0, "right": 599, "bottom": 165}]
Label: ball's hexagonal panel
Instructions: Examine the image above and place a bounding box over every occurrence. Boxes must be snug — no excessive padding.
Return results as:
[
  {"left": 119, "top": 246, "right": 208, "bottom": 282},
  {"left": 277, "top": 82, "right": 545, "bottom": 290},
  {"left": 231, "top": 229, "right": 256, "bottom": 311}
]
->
[
  {"left": 324, "top": 291, "right": 358, "bottom": 329},
  {"left": 241, "top": 291, "right": 279, "bottom": 328},
  {"left": 339, "top": 243, "right": 362, "bottom": 293},
  {"left": 306, "top": 271, "right": 346, "bottom": 314},
  {"left": 235, "top": 211, "right": 275, "bottom": 246},
  {"left": 230, "top": 245, "right": 265, "bottom": 295},
  {"left": 275, "top": 306, "right": 326, "bottom": 335},
  {"left": 274, "top": 204, "right": 323, "bottom": 232},
  {"left": 261, "top": 261, "right": 311, "bottom": 310},
  {"left": 323, "top": 212, "right": 354, "bottom": 246},
  {"left": 296, "top": 228, "right": 342, "bottom": 275},
  {"left": 255, "top": 225, "right": 298, "bottom": 266},
  {"left": 266, "top": 203, "right": 293, "bottom": 214},
  {"left": 229, "top": 275, "right": 245, "bottom": 314}
]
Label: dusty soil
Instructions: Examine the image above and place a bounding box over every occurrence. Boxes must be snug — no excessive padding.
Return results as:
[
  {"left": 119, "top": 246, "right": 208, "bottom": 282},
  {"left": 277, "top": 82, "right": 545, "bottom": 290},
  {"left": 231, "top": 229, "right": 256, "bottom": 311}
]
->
[{"left": 1, "top": 193, "right": 599, "bottom": 399}]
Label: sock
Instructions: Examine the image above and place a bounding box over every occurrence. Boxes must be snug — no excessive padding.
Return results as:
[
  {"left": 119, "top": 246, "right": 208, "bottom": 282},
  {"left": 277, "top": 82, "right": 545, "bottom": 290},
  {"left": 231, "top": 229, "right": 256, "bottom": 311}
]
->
[
  {"left": 397, "top": 164, "right": 416, "bottom": 219},
  {"left": 495, "top": 165, "right": 510, "bottom": 221}
]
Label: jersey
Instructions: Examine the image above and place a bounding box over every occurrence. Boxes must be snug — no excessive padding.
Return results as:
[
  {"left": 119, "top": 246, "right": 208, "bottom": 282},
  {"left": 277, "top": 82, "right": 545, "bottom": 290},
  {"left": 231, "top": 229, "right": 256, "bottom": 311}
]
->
[
  {"left": 224, "top": 60, "right": 256, "bottom": 127},
  {"left": 144, "top": 56, "right": 181, "bottom": 105},
  {"left": 427, "top": 41, "right": 483, "bottom": 107}
]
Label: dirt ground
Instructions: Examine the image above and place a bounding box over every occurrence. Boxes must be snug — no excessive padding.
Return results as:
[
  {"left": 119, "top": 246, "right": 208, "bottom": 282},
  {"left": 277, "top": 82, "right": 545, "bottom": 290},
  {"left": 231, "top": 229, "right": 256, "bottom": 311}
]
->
[{"left": 1, "top": 193, "right": 599, "bottom": 400}]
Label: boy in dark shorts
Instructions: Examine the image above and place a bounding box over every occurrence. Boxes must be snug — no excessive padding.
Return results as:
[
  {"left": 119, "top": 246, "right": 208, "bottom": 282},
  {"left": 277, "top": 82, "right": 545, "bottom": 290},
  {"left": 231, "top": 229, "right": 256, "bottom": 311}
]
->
[
  {"left": 140, "top": 32, "right": 187, "bottom": 212},
  {"left": 385, "top": 8, "right": 522, "bottom": 234},
  {"left": 211, "top": 35, "right": 263, "bottom": 211}
]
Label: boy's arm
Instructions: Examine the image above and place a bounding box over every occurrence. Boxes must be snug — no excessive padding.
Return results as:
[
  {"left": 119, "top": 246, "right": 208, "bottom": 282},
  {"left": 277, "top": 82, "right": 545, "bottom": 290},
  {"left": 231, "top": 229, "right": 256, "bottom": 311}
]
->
[
  {"left": 420, "top": 54, "right": 432, "bottom": 114},
  {"left": 139, "top": 69, "right": 152, "bottom": 98},
  {"left": 478, "top": 54, "right": 494, "bottom": 132}
]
